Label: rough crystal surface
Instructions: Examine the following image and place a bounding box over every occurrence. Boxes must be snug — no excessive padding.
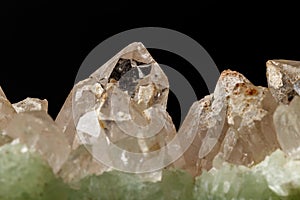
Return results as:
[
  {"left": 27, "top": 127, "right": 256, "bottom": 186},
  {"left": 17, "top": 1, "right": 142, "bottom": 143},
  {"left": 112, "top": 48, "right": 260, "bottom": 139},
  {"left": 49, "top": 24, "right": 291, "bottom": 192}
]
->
[
  {"left": 3, "top": 111, "right": 71, "bottom": 173},
  {"left": 267, "top": 59, "right": 300, "bottom": 103},
  {"left": 0, "top": 88, "right": 48, "bottom": 132},
  {"left": 12, "top": 97, "right": 48, "bottom": 113},
  {"left": 215, "top": 71, "right": 279, "bottom": 166},
  {"left": 273, "top": 96, "right": 300, "bottom": 158},
  {"left": 177, "top": 70, "right": 279, "bottom": 175},
  {"left": 69, "top": 171, "right": 163, "bottom": 200},
  {"left": 253, "top": 149, "right": 300, "bottom": 197},
  {"left": 1, "top": 44, "right": 300, "bottom": 198},
  {"left": 194, "top": 162, "right": 279, "bottom": 200},
  {"left": 0, "top": 143, "right": 69, "bottom": 200}
]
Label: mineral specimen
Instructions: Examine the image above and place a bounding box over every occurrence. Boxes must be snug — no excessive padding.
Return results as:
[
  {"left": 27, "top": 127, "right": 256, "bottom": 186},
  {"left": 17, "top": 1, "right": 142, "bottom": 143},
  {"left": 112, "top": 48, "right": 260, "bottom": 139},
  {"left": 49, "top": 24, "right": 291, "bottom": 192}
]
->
[
  {"left": 253, "top": 149, "right": 300, "bottom": 198},
  {"left": 267, "top": 59, "right": 300, "bottom": 103},
  {"left": 0, "top": 86, "right": 6, "bottom": 98},
  {"left": 1, "top": 42, "right": 300, "bottom": 199},
  {"left": 69, "top": 171, "right": 163, "bottom": 200},
  {"left": 176, "top": 70, "right": 279, "bottom": 176},
  {"left": 58, "top": 145, "right": 109, "bottom": 183},
  {"left": 214, "top": 70, "right": 279, "bottom": 166},
  {"left": 0, "top": 88, "right": 16, "bottom": 131},
  {"left": 0, "top": 87, "right": 49, "bottom": 132},
  {"left": 3, "top": 111, "right": 70, "bottom": 173},
  {"left": 12, "top": 97, "right": 48, "bottom": 113},
  {"left": 194, "top": 162, "right": 279, "bottom": 200},
  {"left": 56, "top": 42, "right": 176, "bottom": 174},
  {"left": 273, "top": 96, "right": 300, "bottom": 159}
]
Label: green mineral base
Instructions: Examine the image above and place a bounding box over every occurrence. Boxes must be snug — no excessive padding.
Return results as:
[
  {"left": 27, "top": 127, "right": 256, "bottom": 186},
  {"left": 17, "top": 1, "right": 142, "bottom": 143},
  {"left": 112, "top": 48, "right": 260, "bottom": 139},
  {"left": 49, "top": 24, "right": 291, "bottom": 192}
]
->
[{"left": 0, "top": 143, "right": 299, "bottom": 200}]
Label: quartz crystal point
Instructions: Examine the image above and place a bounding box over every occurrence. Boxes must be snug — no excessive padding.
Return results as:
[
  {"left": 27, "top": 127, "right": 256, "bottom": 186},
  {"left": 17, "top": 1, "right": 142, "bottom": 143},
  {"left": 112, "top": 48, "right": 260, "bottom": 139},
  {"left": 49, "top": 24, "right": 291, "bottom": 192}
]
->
[
  {"left": 266, "top": 59, "right": 300, "bottom": 103},
  {"left": 0, "top": 88, "right": 16, "bottom": 131},
  {"left": 0, "top": 86, "right": 7, "bottom": 99},
  {"left": 12, "top": 97, "right": 48, "bottom": 113},
  {"left": 3, "top": 111, "right": 71, "bottom": 173},
  {"left": 56, "top": 42, "right": 176, "bottom": 175},
  {"left": 173, "top": 94, "right": 213, "bottom": 176},
  {"left": 0, "top": 87, "right": 51, "bottom": 148},
  {"left": 176, "top": 70, "right": 279, "bottom": 175},
  {"left": 0, "top": 86, "right": 48, "bottom": 132},
  {"left": 273, "top": 96, "right": 300, "bottom": 158},
  {"left": 215, "top": 71, "right": 279, "bottom": 165}
]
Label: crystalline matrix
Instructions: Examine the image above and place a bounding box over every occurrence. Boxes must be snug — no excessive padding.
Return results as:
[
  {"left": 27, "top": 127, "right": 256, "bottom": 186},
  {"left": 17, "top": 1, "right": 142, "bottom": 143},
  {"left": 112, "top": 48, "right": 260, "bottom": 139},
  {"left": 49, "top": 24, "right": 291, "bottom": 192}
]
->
[{"left": 1, "top": 42, "right": 300, "bottom": 199}]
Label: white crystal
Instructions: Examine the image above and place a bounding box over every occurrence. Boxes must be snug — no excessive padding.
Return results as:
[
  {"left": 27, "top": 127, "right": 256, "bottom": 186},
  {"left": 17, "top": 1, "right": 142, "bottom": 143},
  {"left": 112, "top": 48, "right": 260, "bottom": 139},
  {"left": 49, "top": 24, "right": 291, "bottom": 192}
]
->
[
  {"left": 266, "top": 59, "right": 300, "bottom": 103},
  {"left": 273, "top": 96, "right": 300, "bottom": 158},
  {"left": 12, "top": 97, "right": 48, "bottom": 113}
]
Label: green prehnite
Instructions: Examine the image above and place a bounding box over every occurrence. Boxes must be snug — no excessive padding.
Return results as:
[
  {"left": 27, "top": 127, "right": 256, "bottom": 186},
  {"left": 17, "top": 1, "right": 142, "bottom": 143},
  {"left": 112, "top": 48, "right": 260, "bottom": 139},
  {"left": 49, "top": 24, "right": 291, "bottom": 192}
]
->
[
  {"left": 69, "top": 169, "right": 194, "bottom": 200},
  {"left": 2, "top": 142, "right": 300, "bottom": 199},
  {"left": 0, "top": 143, "right": 69, "bottom": 200},
  {"left": 69, "top": 171, "right": 163, "bottom": 200},
  {"left": 194, "top": 164, "right": 279, "bottom": 200}
]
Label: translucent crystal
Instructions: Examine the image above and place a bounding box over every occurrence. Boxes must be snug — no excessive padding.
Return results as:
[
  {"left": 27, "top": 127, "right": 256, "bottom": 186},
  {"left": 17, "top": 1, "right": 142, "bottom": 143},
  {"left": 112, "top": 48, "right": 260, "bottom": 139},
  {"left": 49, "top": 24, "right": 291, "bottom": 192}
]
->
[
  {"left": 58, "top": 145, "right": 109, "bottom": 183},
  {"left": 173, "top": 94, "right": 213, "bottom": 176},
  {"left": 0, "top": 87, "right": 48, "bottom": 132},
  {"left": 254, "top": 149, "right": 300, "bottom": 197},
  {"left": 56, "top": 42, "right": 176, "bottom": 175},
  {"left": 2, "top": 111, "right": 71, "bottom": 173},
  {"left": 273, "top": 96, "right": 300, "bottom": 158},
  {"left": 177, "top": 70, "right": 279, "bottom": 176},
  {"left": 216, "top": 73, "right": 279, "bottom": 165},
  {"left": 0, "top": 86, "right": 7, "bottom": 99},
  {"left": 0, "top": 90, "right": 16, "bottom": 131},
  {"left": 12, "top": 97, "right": 48, "bottom": 113},
  {"left": 266, "top": 59, "right": 300, "bottom": 103},
  {"left": 194, "top": 161, "right": 279, "bottom": 200}
]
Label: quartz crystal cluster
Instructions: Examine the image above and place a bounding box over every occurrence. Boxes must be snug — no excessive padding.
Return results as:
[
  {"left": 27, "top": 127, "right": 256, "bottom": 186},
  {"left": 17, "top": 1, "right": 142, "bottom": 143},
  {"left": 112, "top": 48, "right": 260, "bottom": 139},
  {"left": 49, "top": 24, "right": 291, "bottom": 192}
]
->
[{"left": 1, "top": 43, "right": 300, "bottom": 199}]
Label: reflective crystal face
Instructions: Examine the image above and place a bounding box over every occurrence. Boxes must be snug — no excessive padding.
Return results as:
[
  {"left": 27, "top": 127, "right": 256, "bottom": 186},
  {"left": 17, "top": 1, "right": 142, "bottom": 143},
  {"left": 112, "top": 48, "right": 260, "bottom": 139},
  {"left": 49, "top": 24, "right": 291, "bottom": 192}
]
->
[
  {"left": 56, "top": 45, "right": 300, "bottom": 178},
  {"left": 56, "top": 42, "right": 176, "bottom": 174},
  {"left": 0, "top": 43, "right": 300, "bottom": 192},
  {"left": 175, "top": 70, "right": 280, "bottom": 175},
  {"left": 12, "top": 98, "right": 48, "bottom": 113},
  {"left": 0, "top": 96, "right": 16, "bottom": 131},
  {"left": 273, "top": 96, "right": 300, "bottom": 158},
  {"left": 267, "top": 59, "right": 300, "bottom": 103},
  {"left": 3, "top": 111, "right": 71, "bottom": 173}
]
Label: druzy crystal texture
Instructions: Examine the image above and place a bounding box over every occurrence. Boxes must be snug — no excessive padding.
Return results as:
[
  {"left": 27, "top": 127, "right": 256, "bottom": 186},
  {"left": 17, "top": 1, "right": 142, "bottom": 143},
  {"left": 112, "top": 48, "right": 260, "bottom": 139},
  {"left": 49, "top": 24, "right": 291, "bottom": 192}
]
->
[{"left": 1, "top": 42, "right": 300, "bottom": 199}]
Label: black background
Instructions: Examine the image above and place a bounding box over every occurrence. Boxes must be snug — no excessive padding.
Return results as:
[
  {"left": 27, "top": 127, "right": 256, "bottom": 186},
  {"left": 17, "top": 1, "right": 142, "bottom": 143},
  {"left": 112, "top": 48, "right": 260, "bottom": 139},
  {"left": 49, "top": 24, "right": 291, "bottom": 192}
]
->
[{"left": 1, "top": 1, "right": 300, "bottom": 129}]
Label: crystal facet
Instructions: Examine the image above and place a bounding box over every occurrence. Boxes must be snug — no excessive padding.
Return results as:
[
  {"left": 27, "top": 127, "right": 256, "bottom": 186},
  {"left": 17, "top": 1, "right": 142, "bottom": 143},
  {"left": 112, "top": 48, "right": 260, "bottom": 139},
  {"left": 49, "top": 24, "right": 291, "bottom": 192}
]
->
[
  {"left": 58, "top": 145, "right": 109, "bottom": 183},
  {"left": 177, "top": 70, "right": 279, "bottom": 175},
  {"left": 273, "top": 96, "right": 300, "bottom": 158},
  {"left": 12, "top": 97, "right": 48, "bottom": 113},
  {"left": 56, "top": 42, "right": 176, "bottom": 175},
  {"left": 3, "top": 111, "right": 71, "bottom": 173},
  {"left": 0, "top": 86, "right": 7, "bottom": 99},
  {"left": 266, "top": 59, "right": 300, "bottom": 103},
  {"left": 2, "top": 43, "right": 300, "bottom": 198},
  {"left": 0, "top": 89, "right": 16, "bottom": 131}
]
